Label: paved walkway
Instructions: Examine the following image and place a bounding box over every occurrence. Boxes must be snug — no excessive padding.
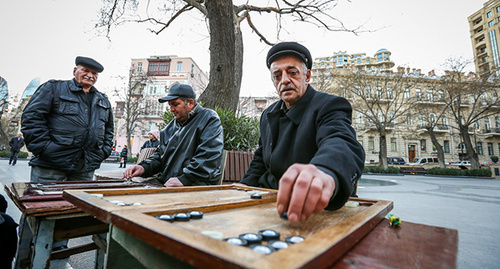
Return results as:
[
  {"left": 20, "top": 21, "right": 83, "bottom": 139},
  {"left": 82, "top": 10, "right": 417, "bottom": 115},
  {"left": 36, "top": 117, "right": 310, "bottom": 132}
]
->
[{"left": 1, "top": 159, "right": 499, "bottom": 268}]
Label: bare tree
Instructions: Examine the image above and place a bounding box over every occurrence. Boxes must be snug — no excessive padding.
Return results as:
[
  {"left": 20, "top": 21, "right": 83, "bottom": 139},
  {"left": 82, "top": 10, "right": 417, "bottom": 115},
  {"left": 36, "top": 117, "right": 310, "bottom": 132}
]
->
[
  {"left": 114, "top": 67, "right": 153, "bottom": 155},
  {"left": 329, "top": 69, "right": 417, "bottom": 169},
  {"left": 0, "top": 77, "right": 9, "bottom": 147},
  {"left": 97, "top": 0, "right": 363, "bottom": 112},
  {"left": 441, "top": 57, "right": 500, "bottom": 169}
]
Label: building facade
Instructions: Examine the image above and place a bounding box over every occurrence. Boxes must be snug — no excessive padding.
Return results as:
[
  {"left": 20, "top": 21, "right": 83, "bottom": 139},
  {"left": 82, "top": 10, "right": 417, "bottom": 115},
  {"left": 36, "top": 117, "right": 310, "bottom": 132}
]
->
[
  {"left": 114, "top": 55, "right": 209, "bottom": 155},
  {"left": 469, "top": 0, "right": 500, "bottom": 77},
  {"left": 311, "top": 51, "right": 500, "bottom": 166}
]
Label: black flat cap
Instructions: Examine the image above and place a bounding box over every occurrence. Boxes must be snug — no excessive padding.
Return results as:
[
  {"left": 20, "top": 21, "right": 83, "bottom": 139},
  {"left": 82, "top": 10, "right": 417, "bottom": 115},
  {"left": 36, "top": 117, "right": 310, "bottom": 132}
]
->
[
  {"left": 75, "top": 56, "right": 104, "bottom": 73},
  {"left": 266, "top": 42, "right": 312, "bottom": 70},
  {"left": 159, "top": 84, "right": 196, "bottom": 103}
]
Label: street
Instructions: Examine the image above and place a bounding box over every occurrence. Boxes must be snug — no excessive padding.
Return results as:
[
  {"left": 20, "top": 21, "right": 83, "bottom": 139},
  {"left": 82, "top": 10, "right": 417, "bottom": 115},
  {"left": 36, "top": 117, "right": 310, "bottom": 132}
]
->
[{"left": 1, "top": 159, "right": 499, "bottom": 268}]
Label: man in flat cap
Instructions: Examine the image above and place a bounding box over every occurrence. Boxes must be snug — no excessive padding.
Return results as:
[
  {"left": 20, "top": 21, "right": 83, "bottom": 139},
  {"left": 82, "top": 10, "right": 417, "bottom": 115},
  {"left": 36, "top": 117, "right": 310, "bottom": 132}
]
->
[
  {"left": 240, "top": 42, "right": 365, "bottom": 222},
  {"left": 20, "top": 56, "right": 113, "bottom": 251},
  {"left": 123, "top": 84, "right": 224, "bottom": 187}
]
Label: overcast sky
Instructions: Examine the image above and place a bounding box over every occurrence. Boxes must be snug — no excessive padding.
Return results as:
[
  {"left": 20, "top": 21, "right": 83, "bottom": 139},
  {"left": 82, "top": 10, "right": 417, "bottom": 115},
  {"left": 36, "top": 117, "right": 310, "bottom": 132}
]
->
[{"left": 0, "top": 0, "right": 487, "bottom": 102}]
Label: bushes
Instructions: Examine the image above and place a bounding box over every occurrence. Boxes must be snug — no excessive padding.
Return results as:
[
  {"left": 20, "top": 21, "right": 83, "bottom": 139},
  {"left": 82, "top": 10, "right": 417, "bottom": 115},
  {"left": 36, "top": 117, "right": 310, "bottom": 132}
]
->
[
  {"left": 364, "top": 166, "right": 401, "bottom": 174},
  {"left": 426, "top": 167, "right": 492, "bottom": 177},
  {"left": 0, "top": 150, "right": 28, "bottom": 159}
]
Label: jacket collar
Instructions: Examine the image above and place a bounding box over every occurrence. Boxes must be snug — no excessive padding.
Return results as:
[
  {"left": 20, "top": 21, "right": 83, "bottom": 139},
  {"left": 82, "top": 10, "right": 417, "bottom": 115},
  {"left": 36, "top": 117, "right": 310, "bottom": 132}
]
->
[
  {"left": 71, "top": 78, "right": 96, "bottom": 93},
  {"left": 270, "top": 85, "right": 316, "bottom": 125},
  {"left": 177, "top": 103, "right": 201, "bottom": 126}
]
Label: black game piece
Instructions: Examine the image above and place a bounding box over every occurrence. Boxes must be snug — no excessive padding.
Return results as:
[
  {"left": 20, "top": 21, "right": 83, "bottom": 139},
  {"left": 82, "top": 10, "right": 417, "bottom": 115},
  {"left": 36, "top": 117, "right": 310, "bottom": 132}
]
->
[
  {"left": 188, "top": 211, "right": 204, "bottom": 219},
  {"left": 239, "top": 233, "right": 263, "bottom": 245},
  {"left": 279, "top": 212, "right": 288, "bottom": 220},
  {"left": 258, "top": 229, "right": 280, "bottom": 241},
  {"left": 156, "top": 214, "right": 175, "bottom": 223},
  {"left": 285, "top": 235, "right": 305, "bottom": 244},
  {"left": 250, "top": 194, "right": 262, "bottom": 199},
  {"left": 174, "top": 212, "right": 191, "bottom": 221},
  {"left": 268, "top": 240, "right": 290, "bottom": 250},
  {"left": 249, "top": 244, "right": 275, "bottom": 255},
  {"left": 224, "top": 237, "right": 248, "bottom": 246}
]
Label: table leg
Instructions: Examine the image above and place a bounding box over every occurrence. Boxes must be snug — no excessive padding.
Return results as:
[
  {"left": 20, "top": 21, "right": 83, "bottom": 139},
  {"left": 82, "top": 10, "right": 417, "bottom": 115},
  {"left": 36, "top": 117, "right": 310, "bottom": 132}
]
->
[
  {"left": 32, "top": 219, "right": 55, "bottom": 269},
  {"left": 15, "top": 215, "right": 34, "bottom": 269}
]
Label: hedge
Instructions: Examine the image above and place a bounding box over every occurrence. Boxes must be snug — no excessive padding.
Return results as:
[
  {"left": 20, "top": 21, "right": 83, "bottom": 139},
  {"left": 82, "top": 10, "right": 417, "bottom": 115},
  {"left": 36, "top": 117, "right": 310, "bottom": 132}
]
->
[
  {"left": 426, "top": 167, "right": 492, "bottom": 177},
  {"left": 0, "top": 150, "right": 28, "bottom": 159},
  {"left": 363, "top": 166, "right": 401, "bottom": 174}
]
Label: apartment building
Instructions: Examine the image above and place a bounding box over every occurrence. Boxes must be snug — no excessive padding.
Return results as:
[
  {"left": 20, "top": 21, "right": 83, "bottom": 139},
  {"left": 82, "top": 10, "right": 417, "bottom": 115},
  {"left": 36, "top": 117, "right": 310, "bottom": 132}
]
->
[
  {"left": 311, "top": 53, "right": 500, "bottom": 165},
  {"left": 469, "top": 0, "right": 500, "bottom": 77},
  {"left": 114, "top": 55, "right": 209, "bottom": 155}
]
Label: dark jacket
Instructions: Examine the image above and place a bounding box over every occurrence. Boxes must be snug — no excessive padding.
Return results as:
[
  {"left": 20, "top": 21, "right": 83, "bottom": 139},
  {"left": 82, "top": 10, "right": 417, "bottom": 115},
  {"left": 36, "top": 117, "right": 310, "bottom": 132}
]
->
[
  {"left": 141, "top": 139, "right": 160, "bottom": 150},
  {"left": 140, "top": 105, "right": 224, "bottom": 186},
  {"left": 9, "top": 137, "right": 25, "bottom": 153},
  {"left": 120, "top": 147, "right": 128, "bottom": 159},
  {"left": 21, "top": 79, "right": 114, "bottom": 172},
  {"left": 0, "top": 213, "right": 18, "bottom": 269},
  {"left": 240, "top": 86, "right": 365, "bottom": 210}
]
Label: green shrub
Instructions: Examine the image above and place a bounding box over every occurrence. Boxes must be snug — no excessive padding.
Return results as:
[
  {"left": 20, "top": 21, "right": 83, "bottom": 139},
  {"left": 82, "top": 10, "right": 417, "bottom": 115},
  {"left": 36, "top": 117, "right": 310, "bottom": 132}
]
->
[
  {"left": 163, "top": 107, "right": 260, "bottom": 152},
  {"left": 363, "top": 165, "right": 400, "bottom": 174},
  {"left": 426, "top": 167, "right": 491, "bottom": 177},
  {"left": 127, "top": 156, "right": 138, "bottom": 164},
  {"left": 0, "top": 150, "right": 28, "bottom": 158}
]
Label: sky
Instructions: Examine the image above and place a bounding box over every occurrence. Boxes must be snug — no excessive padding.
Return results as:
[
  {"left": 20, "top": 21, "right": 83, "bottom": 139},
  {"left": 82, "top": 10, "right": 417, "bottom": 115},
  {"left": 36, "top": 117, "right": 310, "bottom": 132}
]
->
[{"left": 0, "top": 0, "right": 488, "bottom": 104}]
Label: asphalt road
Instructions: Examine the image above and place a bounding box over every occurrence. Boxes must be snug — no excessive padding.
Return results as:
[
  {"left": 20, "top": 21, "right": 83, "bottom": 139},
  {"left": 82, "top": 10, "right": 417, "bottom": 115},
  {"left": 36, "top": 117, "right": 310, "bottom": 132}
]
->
[{"left": 1, "top": 159, "right": 499, "bottom": 269}]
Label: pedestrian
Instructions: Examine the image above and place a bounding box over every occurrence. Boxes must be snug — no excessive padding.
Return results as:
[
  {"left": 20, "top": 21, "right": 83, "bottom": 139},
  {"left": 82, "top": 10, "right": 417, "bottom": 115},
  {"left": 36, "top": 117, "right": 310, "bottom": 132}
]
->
[
  {"left": 239, "top": 42, "right": 365, "bottom": 222},
  {"left": 9, "top": 132, "right": 25, "bottom": 166},
  {"left": 141, "top": 130, "right": 160, "bottom": 150},
  {"left": 123, "top": 84, "right": 224, "bottom": 187},
  {"left": 0, "top": 194, "right": 18, "bottom": 269},
  {"left": 119, "top": 145, "right": 128, "bottom": 168},
  {"left": 20, "top": 56, "right": 114, "bottom": 254}
]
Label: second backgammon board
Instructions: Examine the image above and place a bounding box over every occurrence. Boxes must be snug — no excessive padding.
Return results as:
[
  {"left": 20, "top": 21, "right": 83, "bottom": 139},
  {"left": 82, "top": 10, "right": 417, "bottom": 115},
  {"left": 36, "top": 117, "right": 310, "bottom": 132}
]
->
[{"left": 63, "top": 185, "right": 393, "bottom": 268}]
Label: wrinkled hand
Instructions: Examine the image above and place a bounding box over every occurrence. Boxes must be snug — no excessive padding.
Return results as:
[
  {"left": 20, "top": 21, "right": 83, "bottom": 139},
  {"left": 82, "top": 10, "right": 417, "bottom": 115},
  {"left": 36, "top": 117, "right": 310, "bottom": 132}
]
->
[
  {"left": 164, "top": 177, "right": 184, "bottom": 187},
  {"left": 277, "top": 164, "right": 335, "bottom": 222},
  {"left": 122, "top": 165, "right": 145, "bottom": 180}
]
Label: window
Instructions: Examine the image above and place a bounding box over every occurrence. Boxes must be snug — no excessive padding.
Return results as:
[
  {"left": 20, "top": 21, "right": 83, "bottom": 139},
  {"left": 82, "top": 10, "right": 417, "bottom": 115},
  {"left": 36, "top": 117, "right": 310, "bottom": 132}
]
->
[
  {"left": 366, "top": 58, "right": 370, "bottom": 63},
  {"left": 489, "top": 20, "right": 494, "bottom": 27},
  {"left": 176, "top": 61, "right": 183, "bottom": 71},
  {"left": 477, "top": 142, "right": 483, "bottom": 155},
  {"left": 137, "top": 62, "right": 143, "bottom": 72},
  {"left": 485, "top": 117, "right": 491, "bottom": 131},
  {"left": 147, "top": 59, "right": 171, "bottom": 75},
  {"left": 376, "top": 87, "right": 382, "bottom": 99},
  {"left": 391, "top": 138, "right": 397, "bottom": 151},
  {"left": 420, "top": 139, "right": 426, "bottom": 152},
  {"left": 377, "top": 54, "right": 383, "bottom": 62},
  {"left": 416, "top": 88, "right": 422, "bottom": 100},
  {"left": 406, "top": 115, "right": 413, "bottom": 126},
  {"left": 404, "top": 88, "right": 410, "bottom": 98},
  {"left": 427, "top": 89, "right": 434, "bottom": 102},
  {"left": 496, "top": 116, "right": 500, "bottom": 130},
  {"left": 438, "top": 90, "right": 444, "bottom": 101},
  {"left": 368, "top": 137, "right": 374, "bottom": 150},
  {"left": 355, "top": 113, "right": 363, "bottom": 124},
  {"left": 387, "top": 88, "right": 393, "bottom": 99},
  {"left": 366, "top": 86, "right": 371, "bottom": 98},
  {"left": 430, "top": 113, "right": 437, "bottom": 124},
  {"left": 444, "top": 140, "right": 450, "bottom": 153},
  {"left": 358, "top": 136, "right": 364, "bottom": 147},
  {"left": 488, "top": 11, "right": 492, "bottom": 18},
  {"left": 488, "top": 143, "right": 494, "bottom": 155}
]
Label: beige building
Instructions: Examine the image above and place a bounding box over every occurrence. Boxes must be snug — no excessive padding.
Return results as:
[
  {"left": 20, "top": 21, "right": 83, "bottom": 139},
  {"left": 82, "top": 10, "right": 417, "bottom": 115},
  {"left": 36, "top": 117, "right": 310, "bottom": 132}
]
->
[
  {"left": 114, "top": 55, "right": 209, "bottom": 155},
  {"left": 311, "top": 51, "right": 500, "bottom": 166},
  {"left": 469, "top": 0, "right": 500, "bottom": 77}
]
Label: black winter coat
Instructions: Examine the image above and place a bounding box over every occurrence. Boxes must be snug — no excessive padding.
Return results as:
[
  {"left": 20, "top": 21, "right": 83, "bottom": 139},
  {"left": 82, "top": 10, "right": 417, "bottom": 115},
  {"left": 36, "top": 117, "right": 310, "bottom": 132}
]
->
[
  {"left": 9, "top": 137, "right": 25, "bottom": 153},
  {"left": 241, "top": 86, "right": 365, "bottom": 210},
  {"left": 140, "top": 105, "right": 224, "bottom": 186},
  {"left": 21, "top": 79, "right": 114, "bottom": 172}
]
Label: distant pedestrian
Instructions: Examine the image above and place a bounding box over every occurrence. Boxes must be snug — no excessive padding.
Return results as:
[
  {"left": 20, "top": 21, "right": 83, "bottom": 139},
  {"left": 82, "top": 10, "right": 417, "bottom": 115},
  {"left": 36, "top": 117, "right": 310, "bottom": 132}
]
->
[
  {"left": 0, "top": 194, "right": 18, "bottom": 269},
  {"left": 140, "top": 130, "right": 160, "bottom": 150},
  {"left": 119, "top": 145, "right": 128, "bottom": 168},
  {"left": 9, "top": 133, "right": 25, "bottom": 166}
]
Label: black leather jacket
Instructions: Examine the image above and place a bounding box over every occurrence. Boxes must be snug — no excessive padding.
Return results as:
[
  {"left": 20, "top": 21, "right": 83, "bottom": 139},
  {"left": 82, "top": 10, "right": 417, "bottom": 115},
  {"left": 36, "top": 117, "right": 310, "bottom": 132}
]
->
[
  {"left": 140, "top": 105, "right": 224, "bottom": 185},
  {"left": 21, "top": 79, "right": 114, "bottom": 172}
]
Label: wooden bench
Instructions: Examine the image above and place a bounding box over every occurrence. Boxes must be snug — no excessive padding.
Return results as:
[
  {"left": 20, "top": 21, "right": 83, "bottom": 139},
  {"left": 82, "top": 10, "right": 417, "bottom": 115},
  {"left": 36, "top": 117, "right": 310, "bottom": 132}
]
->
[
  {"left": 400, "top": 166, "right": 426, "bottom": 174},
  {"left": 220, "top": 150, "right": 254, "bottom": 184}
]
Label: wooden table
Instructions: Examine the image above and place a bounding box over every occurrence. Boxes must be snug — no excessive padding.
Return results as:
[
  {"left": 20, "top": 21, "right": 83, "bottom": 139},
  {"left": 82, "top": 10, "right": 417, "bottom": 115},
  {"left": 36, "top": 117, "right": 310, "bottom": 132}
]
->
[
  {"left": 63, "top": 185, "right": 457, "bottom": 268},
  {"left": 4, "top": 181, "right": 155, "bottom": 269}
]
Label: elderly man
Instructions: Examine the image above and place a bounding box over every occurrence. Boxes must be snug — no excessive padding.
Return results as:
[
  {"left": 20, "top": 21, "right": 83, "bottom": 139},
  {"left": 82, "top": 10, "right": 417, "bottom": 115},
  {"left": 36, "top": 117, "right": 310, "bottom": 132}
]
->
[
  {"left": 240, "top": 42, "right": 365, "bottom": 222},
  {"left": 123, "top": 84, "right": 224, "bottom": 187},
  {"left": 21, "top": 56, "right": 114, "bottom": 182},
  {"left": 8, "top": 133, "right": 24, "bottom": 166}
]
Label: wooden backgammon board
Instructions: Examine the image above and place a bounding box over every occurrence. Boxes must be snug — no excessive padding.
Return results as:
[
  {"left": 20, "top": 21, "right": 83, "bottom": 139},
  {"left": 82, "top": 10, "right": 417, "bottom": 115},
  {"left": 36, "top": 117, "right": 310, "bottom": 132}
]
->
[{"left": 63, "top": 185, "right": 393, "bottom": 268}]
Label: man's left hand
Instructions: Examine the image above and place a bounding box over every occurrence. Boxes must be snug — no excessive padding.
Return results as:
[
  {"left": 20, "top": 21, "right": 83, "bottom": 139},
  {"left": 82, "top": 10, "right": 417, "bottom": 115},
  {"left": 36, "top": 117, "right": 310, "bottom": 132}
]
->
[
  {"left": 276, "top": 164, "right": 335, "bottom": 222},
  {"left": 164, "top": 177, "right": 185, "bottom": 187}
]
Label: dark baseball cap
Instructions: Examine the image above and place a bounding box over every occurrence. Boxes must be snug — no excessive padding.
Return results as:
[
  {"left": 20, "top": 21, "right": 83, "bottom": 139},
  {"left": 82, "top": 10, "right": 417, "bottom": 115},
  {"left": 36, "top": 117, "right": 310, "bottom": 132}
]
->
[
  {"left": 266, "top": 42, "right": 312, "bottom": 70},
  {"left": 158, "top": 84, "right": 196, "bottom": 103},
  {"left": 75, "top": 56, "right": 104, "bottom": 73}
]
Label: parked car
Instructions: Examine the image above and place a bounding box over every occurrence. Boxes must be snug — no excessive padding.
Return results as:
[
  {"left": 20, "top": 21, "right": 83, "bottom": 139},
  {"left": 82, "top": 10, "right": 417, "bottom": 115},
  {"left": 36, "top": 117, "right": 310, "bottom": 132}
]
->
[
  {"left": 387, "top": 157, "right": 406, "bottom": 165},
  {"left": 451, "top": 161, "right": 471, "bottom": 166},
  {"left": 408, "top": 157, "right": 439, "bottom": 166}
]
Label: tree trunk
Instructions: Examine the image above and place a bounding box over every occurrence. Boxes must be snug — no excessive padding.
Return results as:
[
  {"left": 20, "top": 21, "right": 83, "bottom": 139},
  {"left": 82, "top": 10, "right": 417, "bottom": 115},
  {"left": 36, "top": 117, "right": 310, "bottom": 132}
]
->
[
  {"left": 379, "top": 128, "right": 388, "bottom": 169},
  {"left": 199, "top": 0, "right": 240, "bottom": 112},
  {"left": 459, "top": 127, "right": 480, "bottom": 169},
  {"left": 428, "top": 128, "right": 446, "bottom": 168}
]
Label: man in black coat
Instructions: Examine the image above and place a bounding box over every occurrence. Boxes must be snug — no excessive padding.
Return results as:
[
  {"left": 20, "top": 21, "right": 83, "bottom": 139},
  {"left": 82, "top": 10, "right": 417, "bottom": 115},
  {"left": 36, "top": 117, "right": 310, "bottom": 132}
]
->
[
  {"left": 9, "top": 132, "right": 25, "bottom": 165},
  {"left": 240, "top": 42, "right": 365, "bottom": 222}
]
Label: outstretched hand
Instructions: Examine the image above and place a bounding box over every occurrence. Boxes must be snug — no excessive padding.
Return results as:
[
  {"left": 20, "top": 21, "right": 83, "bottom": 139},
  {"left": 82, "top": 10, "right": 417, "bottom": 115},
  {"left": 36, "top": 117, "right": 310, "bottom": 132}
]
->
[
  {"left": 276, "top": 164, "right": 335, "bottom": 222},
  {"left": 122, "top": 165, "right": 145, "bottom": 180}
]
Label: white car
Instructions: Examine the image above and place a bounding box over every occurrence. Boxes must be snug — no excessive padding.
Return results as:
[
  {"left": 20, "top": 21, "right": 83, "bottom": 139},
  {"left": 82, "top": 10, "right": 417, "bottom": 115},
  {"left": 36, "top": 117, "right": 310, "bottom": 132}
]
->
[{"left": 451, "top": 161, "right": 471, "bottom": 166}]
